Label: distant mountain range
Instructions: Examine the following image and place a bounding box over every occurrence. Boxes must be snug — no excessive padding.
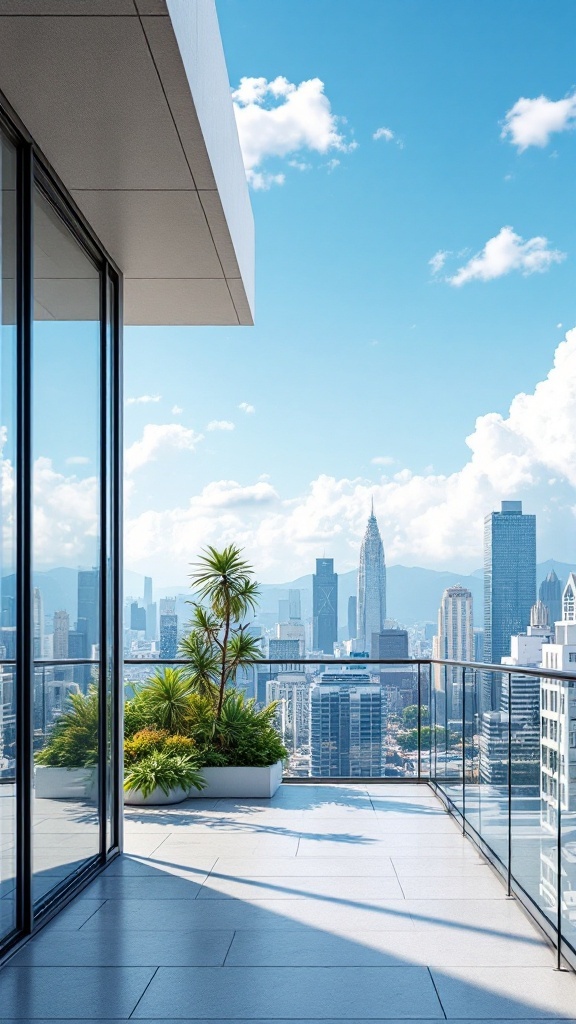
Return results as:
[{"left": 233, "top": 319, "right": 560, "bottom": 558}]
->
[{"left": 3, "top": 559, "right": 573, "bottom": 628}]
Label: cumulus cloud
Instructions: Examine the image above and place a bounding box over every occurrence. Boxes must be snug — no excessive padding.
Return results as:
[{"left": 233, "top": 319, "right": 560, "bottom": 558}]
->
[
  {"left": 172, "top": 405, "right": 183, "bottom": 416},
  {"left": 447, "top": 226, "right": 565, "bottom": 286},
  {"left": 373, "top": 127, "right": 395, "bottom": 142},
  {"left": 125, "top": 423, "right": 203, "bottom": 475},
  {"left": 232, "top": 75, "right": 355, "bottom": 189},
  {"left": 429, "top": 250, "right": 449, "bottom": 276},
  {"left": 34, "top": 458, "right": 99, "bottom": 568},
  {"left": 238, "top": 402, "right": 255, "bottom": 414},
  {"left": 125, "top": 329, "right": 576, "bottom": 582},
  {"left": 502, "top": 92, "right": 576, "bottom": 150},
  {"left": 126, "top": 394, "right": 161, "bottom": 406},
  {"left": 206, "top": 420, "right": 235, "bottom": 432}
]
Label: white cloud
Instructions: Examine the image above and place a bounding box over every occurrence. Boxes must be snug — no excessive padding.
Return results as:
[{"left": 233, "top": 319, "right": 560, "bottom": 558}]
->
[
  {"left": 126, "top": 394, "right": 161, "bottom": 406},
  {"left": 371, "top": 456, "right": 395, "bottom": 466},
  {"left": 171, "top": 405, "right": 183, "bottom": 416},
  {"left": 429, "top": 250, "right": 450, "bottom": 276},
  {"left": 125, "top": 329, "right": 576, "bottom": 583},
  {"left": 65, "top": 456, "right": 90, "bottom": 466},
  {"left": 238, "top": 402, "right": 255, "bottom": 414},
  {"left": 125, "top": 423, "right": 203, "bottom": 475},
  {"left": 34, "top": 457, "right": 99, "bottom": 568},
  {"left": 206, "top": 420, "right": 235, "bottom": 432},
  {"left": 502, "top": 92, "right": 576, "bottom": 151},
  {"left": 373, "top": 127, "right": 394, "bottom": 142},
  {"left": 448, "top": 227, "right": 565, "bottom": 287},
  {"left": 232, "top": 75, "right": 355, "bottom": 188},
  {"left": 326, "top": 158, "right": 341, "bottom": 172}
]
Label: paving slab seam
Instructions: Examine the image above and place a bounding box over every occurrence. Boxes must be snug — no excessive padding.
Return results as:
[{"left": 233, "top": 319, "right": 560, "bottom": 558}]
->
[
  {"left": 427, "top": 965, "right": 448, "bottom": 1019},
  {"left": 128, "top": 965, "right": 160, "bottom": 1019}
]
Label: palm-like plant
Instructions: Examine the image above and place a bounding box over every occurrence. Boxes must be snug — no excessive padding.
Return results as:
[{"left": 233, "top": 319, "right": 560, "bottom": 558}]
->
[
  {"left": 137, "top": 667, "right": 194, "bottom": 733},
  {"left": 124, "top": 750, "right": 205, "bottom": 799},
  {"left": 182, "top": 545, "right": 262, "bottom": 719}
]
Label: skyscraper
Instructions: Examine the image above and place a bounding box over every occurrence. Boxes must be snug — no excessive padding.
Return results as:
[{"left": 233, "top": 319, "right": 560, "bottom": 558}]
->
[
  {"left": 33, "top": 587, "right": 44, "bottom": 659},
  {"left": 312, "top": 558, "right": 338, "bottom": 654},
  {"left": 159, "top": 612, "right": 178, "bottom": 659},
  {"left": 143, "top": 576, "right": 153, "bottom": 608},
  {"left": 356, "top": 503, "right": 386, "bottom": 653},
  {"left": 310, "top": 670, "right": 382, "bottom": 777},
  {"left": 433, "top": 585, "right": 474, "bottom": 719},
  {"left": 539, "top": 569, "right": 562, "bottom": 628},
  {"left": 540, "top": 573, "right": 576, "bottom": 830},
  {"left": 347, "top": 596, "right": 357, "bottom": 640},
  {"left": 77, "top": 568, "right": 100, "bottom": 654},
  {"left": 483, "top": 501, "right": 536, "bottom": 710},
  {"left": 288, "top": 590, "right": 301, "bottom": 621},
  {"left": 53, "top": 610, "right": 69, "bottom": 660}
]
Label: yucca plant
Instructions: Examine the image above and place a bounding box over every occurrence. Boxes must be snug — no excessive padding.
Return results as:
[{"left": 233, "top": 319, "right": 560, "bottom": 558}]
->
[
  {"left": 124, "top": 750, "right": 205, "bottom": 799},
  {"left": 182, "top": 545, "right": 263, "bottom": 719},
  {"left": 35, "top": 686, "right": 99, "bottom": 767},
  {"left": 135, "top": 666, "right": 195, "bottom": 733}
]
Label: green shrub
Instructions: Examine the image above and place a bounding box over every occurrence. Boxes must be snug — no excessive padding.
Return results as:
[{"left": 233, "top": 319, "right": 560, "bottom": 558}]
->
[
  {"left": 124, "top": 728, "right": 169, "bottom": 764},
  {"left": 35, "top": 687, "right": 98, "bottom": 768},
  {"left": 124, "top": 750, "right": 205, "bottom": 798}
]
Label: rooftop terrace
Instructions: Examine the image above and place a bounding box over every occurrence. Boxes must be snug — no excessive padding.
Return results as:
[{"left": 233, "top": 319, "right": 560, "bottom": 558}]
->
[{"left": 3, "top": 781, "right": 576, "bottom": 1021}]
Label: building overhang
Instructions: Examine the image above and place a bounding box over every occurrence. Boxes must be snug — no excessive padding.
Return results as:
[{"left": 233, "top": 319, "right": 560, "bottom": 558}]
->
[{"left": 0, "top": 0, "right": 254, "bottom": 326}]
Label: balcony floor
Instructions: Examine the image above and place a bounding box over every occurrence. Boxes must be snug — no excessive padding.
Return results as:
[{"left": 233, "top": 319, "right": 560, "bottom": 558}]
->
[{"left": 4, "top": 781, "right": 576, "bottom": 1021}]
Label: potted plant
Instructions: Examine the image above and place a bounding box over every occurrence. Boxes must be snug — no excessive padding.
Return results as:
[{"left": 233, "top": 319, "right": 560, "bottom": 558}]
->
[
  {"left": 35, "top": 686, "right": 99, "bottom": 800},
  {"left": 124, "top": 730, "right": 205, "bottom": 805},
  {"left": 179, "top": 545, "right": 287, "bottom": 797}
]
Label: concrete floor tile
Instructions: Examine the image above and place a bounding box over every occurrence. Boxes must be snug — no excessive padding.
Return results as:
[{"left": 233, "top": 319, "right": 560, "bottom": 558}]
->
[
  {"left": 197, "top": 873, "right": 404, "bottom": 900},
  {"left": 0, "top": 966, "right": 155, "bottom": 1018},
  {"left": 9, "top": 929, "right": 234, "bottom": 967},
  {"left": 211, "top": 855, "right": 397, "bottom": 877},
  {"left": 430, "top": 966, "right": 576, "bottom": 1018},
  {"left": 133, "top": 965, "right": 444, "bottom": 1019}
]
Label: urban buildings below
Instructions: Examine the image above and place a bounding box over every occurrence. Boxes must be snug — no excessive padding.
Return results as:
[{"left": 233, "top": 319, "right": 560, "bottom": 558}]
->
[
  {"left": 356, "top": 503, "right": 386, "bottom": 653},
  {"left": 159, "top": 598, "right": 178, "bottom": 660},
  {"left": 312, "top": 558, "right": 338, "bottom": 654},
  {"left": 348, "top": 595, "right": 357, "bottom": 640},
  {"left": 267, "top": 671, "right": 311, "bottom": 760},
  {"left": 483, "top": 501, "right": 536, "bottom": 711},
  {"left": 276, "top": 621, "right": 306, "bottom": 656}
]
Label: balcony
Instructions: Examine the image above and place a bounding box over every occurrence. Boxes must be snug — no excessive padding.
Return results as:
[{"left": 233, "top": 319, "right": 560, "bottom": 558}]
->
[
  {"left": 3, "top": 778, "right": 576, "bottom": 1020},
  {"left": 1, "top": 656, "right": 576, "bottom": 1018}
]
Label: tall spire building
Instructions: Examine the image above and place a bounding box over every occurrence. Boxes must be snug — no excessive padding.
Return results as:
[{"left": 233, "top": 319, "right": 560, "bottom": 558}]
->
[{"left": 356, "top": 503, "right": 386, "bottom": 653}]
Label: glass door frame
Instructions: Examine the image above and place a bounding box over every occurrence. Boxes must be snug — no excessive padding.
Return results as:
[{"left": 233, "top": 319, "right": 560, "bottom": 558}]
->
[{"left": 0, "top": 89, "right": 123, "bottom": 960}]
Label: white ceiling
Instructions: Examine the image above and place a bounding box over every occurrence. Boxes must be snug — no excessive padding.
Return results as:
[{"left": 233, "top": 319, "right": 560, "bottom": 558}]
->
[{"left": 0, "top": 0, "right": 254, "bottom": 326}]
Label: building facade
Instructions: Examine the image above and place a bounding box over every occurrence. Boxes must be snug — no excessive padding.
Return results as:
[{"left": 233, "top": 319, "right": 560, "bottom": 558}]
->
[
  {"left": 312, "top": 558, "right": 338, "bottom": 654},
  {"left": 540, "top": 574, "right": 576, "bottom": 830},
  {"left": 539, "top": 569, "right": 562, "bottom": 629},
  {"left": 433, "top": 585, "right": 474, "bottom": 720},
  {"left": 0, "top": 0, "right": 254, "bottom": 957},
  {"left": 310, "top": 671, "right": 383, "bottom": 777},
  {"left": 483, "top": 501, "right": 536, "bottom": 711},
  {"left": 356, "top": 505, "right": 386, "bottom": 653}
]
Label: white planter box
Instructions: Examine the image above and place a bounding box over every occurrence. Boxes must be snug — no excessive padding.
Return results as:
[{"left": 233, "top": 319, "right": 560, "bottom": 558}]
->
[
  {"left": 34, "top": 765, "right": 97, "bottom": 800},
  {"left": 124, "top": 785, "right": 189, "bottom": 807},
  {"left": 188, "top": 760, "right": 283, "bottom": 799}
]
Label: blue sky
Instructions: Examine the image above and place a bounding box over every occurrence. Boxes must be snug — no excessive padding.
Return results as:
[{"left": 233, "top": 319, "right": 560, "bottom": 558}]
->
[{"left": 106, "top": 3, "right": 576, "bottom": 582}]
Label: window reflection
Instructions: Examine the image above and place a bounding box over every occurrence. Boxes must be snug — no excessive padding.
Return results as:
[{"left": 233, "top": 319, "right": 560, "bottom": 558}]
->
[{"left": 32, "top": 189, "right": 102, "bottom": 904}]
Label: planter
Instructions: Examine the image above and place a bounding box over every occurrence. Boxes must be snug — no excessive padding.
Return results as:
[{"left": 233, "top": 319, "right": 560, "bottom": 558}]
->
[
  {"left": 34, "top": 765, "right": 97, "bottom": 801},
  {"left": 187, "top": 760, "right": 283, "bottom": 799},
  {"left": 124, "top": 785, "right": 189, "bottom": 807}
]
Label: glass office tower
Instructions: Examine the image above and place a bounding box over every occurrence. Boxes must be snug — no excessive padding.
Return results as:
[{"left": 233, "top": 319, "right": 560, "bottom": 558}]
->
[
  {"left": 0, "top": 103, "right": 122, "bottom": 957},
  {"left": 483, "top": 501, "right": 536, "bottom": 710}
]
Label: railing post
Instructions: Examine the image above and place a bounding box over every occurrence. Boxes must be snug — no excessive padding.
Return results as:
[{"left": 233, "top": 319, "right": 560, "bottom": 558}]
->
[
  {"left": 507, "top": 671, "right": 512, "bottom": 898},
  {"left": 462, "top": 666, "right": 466, "bottom": 835},
  {"left": 417, "top": 663, "right": 422, "bottom": 780}
]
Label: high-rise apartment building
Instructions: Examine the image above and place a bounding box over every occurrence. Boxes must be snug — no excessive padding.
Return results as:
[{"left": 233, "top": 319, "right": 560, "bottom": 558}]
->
[
  {"left": 53, "top": 610, "right": 70, "bottom": 660},
  {"left": 310, "top": 671, "right": 383, "bottom": 777},
  {"left": 312, "top": 558, "right": 338, "bottom": 654},
  {"left": 356, "top": 504, "right": 386, "bottom": 653},
  {"left": 433, "top": 585, "right": 474, "bottom": 719},
  {"left": 483, "top": 501, "right": 536, "bottom": 711},
  {"left": 276, "top": 622, "right": 306, "bottom": 656},
  {"left": 540, "top": 573, "right": 576, "bottom": 830},
  {"left": 266, "top": 672, "right": 311, "bottom": 754},
  {"left": 159, "top": 600, "right": 178, "bottom": 660},
  {"left": 78, "top": 568, "right": 100, "bottom": 654},
  {"left": 539, "top": 570, "right": 562, "bottom": 629},
  {"left": 269, "top": 638, "right": 300, "bottom": 666},
  {"left": 143, "top": 576, "right": 153, "bottom": 608}
]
